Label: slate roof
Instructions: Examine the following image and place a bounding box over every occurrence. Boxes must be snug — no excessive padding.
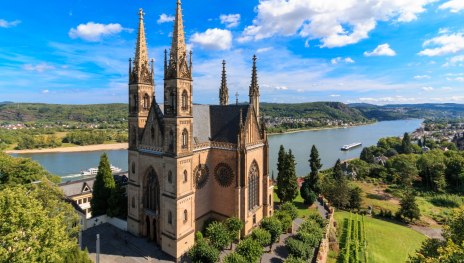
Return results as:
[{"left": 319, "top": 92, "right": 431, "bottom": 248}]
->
[
  {"left": 155, "top": 103, "right": 249, "bottom": 144},
  {"left": 59, "top": 177, "right": 94, "bottom": 197}
]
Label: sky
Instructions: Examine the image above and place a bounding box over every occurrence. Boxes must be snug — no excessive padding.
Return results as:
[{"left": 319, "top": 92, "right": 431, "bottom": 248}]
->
[{"left": 0, "top": 0, "right": 463, "bottom": 105}]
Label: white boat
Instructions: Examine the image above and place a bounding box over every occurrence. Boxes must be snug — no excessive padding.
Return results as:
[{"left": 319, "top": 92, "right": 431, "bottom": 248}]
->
[
  {"left": 80, "top": 165, "right": 122, "bottom": 176},
  {"left": 341, "top": 142, "right": 362, "bottom": 151}
]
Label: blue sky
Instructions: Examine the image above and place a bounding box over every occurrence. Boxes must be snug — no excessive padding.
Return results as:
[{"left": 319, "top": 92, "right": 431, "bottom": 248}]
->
[{"left": 1, "top": 0, "right": 463, "bottom": 105}]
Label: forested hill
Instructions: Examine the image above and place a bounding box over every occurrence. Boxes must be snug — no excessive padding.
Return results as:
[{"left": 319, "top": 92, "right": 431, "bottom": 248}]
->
[
  {"left": 0, "top": 103, "right": 127, "bottom": 123},
  {"left": 261, "top": 102, "right": 367, "bottom": 122},
  {"left": 350, "top": 103, "right": 464, "bottom": 121}
]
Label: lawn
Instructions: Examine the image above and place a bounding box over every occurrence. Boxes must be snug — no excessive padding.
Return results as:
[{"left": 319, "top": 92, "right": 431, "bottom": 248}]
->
[
  {"left": 273, "top": 191, "right": 320, "bottom": 218},
  {"left": 334, "top": 211, "right": 426, "bottom": 263}
]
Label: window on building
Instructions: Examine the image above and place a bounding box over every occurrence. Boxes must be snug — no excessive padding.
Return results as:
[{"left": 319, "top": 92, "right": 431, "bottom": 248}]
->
[
  {"left": 269, "top": 194, "right": 271, "bottom": 205},
  {"left": 168, "top": 211, "right": 172, "bottom": 225},
  {"left": 143, "top": 93, "right": 150, "bottom": 110},
  {"left": 253, "top": 214, "right": 257, "bottom": 225},
  {"left": 248, "top": 161, "right": 259, "bottom": 211},
  {"left": 168, "top": 171, "right": 173, "bottom": 184},
  {"left": 182, "top": 129, "right": 188, "bottom": 149},
  {"left": 181, "top": 90, "right": 188, "bottom": 111},
  {"left": 78, "top": 199, "right": 82, "bottom": 204},
  {"left": 183, "top": 170, "right": 188, "bottom": 182},
  {"left": 183, "top": 210, "right": 188, "bottom": 222}
]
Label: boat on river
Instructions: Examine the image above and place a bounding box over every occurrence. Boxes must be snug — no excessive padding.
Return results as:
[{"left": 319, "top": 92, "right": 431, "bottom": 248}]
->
[
  {"left": 80, "top": 165, "right": 122, "bottom": 176},
  {"left": 341, "top": 142, "right": 362, "bottom": 151}
]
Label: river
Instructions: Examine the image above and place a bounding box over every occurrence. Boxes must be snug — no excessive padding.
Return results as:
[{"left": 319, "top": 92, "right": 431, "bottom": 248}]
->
[{"left": 12, "top": 119, "right": 422, "bottom": 181}]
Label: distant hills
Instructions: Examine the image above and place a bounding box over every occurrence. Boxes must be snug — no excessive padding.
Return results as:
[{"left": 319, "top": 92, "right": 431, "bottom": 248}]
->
[{"left": 1, "top": 102, "right": 464, "bottom": 124}]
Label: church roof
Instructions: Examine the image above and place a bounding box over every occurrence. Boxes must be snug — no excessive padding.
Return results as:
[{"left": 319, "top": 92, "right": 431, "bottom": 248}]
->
[{"left": 157, "top": 103, "right": 248, "bottom": 144}]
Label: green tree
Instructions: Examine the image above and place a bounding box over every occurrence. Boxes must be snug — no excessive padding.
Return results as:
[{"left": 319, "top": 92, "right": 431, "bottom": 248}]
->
[
  {"left": 402, "top": 132, "right": 413, "bottom": 154},
  {"left": 445, "top": 151, "right": 464, "bottom": 193},
  {"left": 107, "top": 182, "right": 127, "bottom": 218},
  {"left": 285, "top": 237, "right": 313, "bottom": 259},
  {"left": 308, "top": 145, "right": 322, "bottom": 192},
  {"left": 349, "top": 186, "right": 362, "bottom": 210},
  {"left": 251, "top": 228, "right": 271, "bottom": 247},
  {"left": 300, "top": 185, "right": 316, "bottom": 205},
  {"left": 396, "top": 191, "right": 421, "bottom": 223},
  {"left": 91, "top": 153, "right": 116, "bottom": 216},
  {"left": 188, "top": 238, "right": 220, "bottom": 263},
  {"left": 360, "top": 147, "right": 375, "bottom": 163},
  {"left": 276, "top": 148, "right": 298, "bottom": 203},
  {"left": 280, "top": 202, "right": 298, "bottom": 221},
  {"left": 417, "top": 150, "right": 447, "bottom": 192},
  {"left": 332, "top": 159, "right": 343, "bottom": 179},
  {"left": 223, "top": 252, "right": 247, "bottom": 263},
  {"left": 0, "top": 185, "right": 88, "bottom": 263},
  {"left": 387, "top": 154, "right": 419, "bottom": 186},
  {"left": 261, "top": 216, "right": 282, "bottom": 249},
  {"left": 236, "top": 238, "right": 263, "bottom": 263},
  {"left": 275, "top": 210, "right": 293, "bottom": 233},
  {"left": 205, "top": 221, "right": 231, "bottom": 250},
  {"left": 225, "top": 217, "right": 243, "bottom": 246}
]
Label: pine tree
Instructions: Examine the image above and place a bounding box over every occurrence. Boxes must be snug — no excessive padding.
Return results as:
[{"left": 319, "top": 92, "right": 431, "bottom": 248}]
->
[
  {"left": 276, "top": 146, "right": 298, "bottom": 203},
  {"left": 91, "top": 153, "right": 115, "bottom": 216},
  {"left": 402, "top": 132, "right": 413, "bottom": 154},
  {"left": 360, "top": 147, "right": 375, "bottom": 163},
  {"left": 276, "top": 145, "right": 288, "bottom": 202},
  {"left": 308, "top": 145, "right": 322, "bottom": 193},
  {"left": 332, "top": 159, "right": 343, "bottom": 180},
  {"left": 396, "top": 190, "right": 421, "bottom": 223}
]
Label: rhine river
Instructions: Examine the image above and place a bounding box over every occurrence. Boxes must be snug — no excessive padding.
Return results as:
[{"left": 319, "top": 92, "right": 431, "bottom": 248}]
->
[{"left": 13, "top": 119, "right": 423, "bottom": 181}]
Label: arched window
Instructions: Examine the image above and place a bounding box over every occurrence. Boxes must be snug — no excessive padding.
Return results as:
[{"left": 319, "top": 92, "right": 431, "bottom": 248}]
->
[
  {"left": 168, "top": 171, "right": 173, "bottom": 184},
  {"left": 143, "top": 93, "right": 150, "bottom": 110},
  {"left": 181, "top": 90, "right": 188, "bottom": 111},
  {"left": 168, "top": 211, "right": 172, "bottom": 225},
  {"left": 248, "top": 161, "right": 259, "bottom": 211},
  {"left": 144, "top": 168, "right": 160, "bottom": 213},
  {"left": 183, "top": 170, "right": 188, "bottom": 182},
  {"left": 183, "top": 210, "right": 188, "bottom": 221},
  {"left": 182, "top": 129, "right": 188, "bottom": 149}
]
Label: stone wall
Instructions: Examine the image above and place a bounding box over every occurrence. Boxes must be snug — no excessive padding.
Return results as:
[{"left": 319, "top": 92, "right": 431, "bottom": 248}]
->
[
  {"left": 84, "top": 215, "right": 128, "bottom": 231},
  {"left": 316, "top": 197, "right": 335, "bottom": 263}
]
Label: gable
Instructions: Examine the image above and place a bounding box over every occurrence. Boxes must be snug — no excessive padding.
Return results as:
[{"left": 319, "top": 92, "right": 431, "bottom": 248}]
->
[{"left": 140, "top": 100, "right": 164, "bottom": 147}]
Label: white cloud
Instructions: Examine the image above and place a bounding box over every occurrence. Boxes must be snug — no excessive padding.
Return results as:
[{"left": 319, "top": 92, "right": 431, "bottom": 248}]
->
[
  {"left": 364, "top": 44, "right": 396, "bottom": 56},
  {"left": 413, "top": 75, "right": 431, "bottom": 79},
  {"left": 422, "top": 86, "right": 434, "bottom": 91},
  {"left": 331, "top": 57, "right": 355, "bottom": 64},
  {"left": 23, "top": 63, "right": 55, "bottom": 72},
  {"left": 275, "top": 86, "right": 288, "bottom": 90},
  {"left": 257, "top": 47, "right": 273, "bottom": 53},
  {"left": 41, "top": 89, "right": 49, "bottom": 94},
  {"left": 444, "top": 55, "right": 464, "bottom": 66},
  {"left": 157, "top": 14, "right": 175, "bottom": 24},
  {"left": 190, "top": 28, "right": 232, "bottom": 50},
  {"left": 0, "top": 19, "right": 21, "bottom": 28},
  {"left": 439, "top": 0, "right": 464, "bottom": 13},
  {"left": 447, "top": 77, "right": 464, "bottom": 82},
  {"left": 359, "top": 96, "right": 417, "bottom": 103},
  {"left": 419, "top": 32, "right": 464, "bottom": 56},
  {"left": 240, "top": 0, "right": 434, "bottom": 48},
  {"left": 220, "top": 14, "right": 241, "bottom": 28},
  {"left": 69, "top": 22, "right": 126, "bottom": 41},
  {"left": 330, "top": 94, "right": 341, "bottom": 97}
]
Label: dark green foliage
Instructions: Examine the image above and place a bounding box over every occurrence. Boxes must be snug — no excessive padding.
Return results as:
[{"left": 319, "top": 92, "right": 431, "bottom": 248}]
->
[
  {"left": 225, "top": 217, "right": 244, "bottom": 242},
  {"left": 284, "top": 256, "right": 307, "bottom": 263},
  {"left": 276, "top": 146, "right": 298, "bottom": 203},
  {"left": 63, "top": 131, "right": 108, "bottom": 146},
  {"left": 322, "top": 160, "right": 351, "bottom": 209},
  {"left": 107, "top": 182, "right": 127, "bottom": 218},
  {"left": 15, "top": 134, "right": 62, "bottom": 150},
  {"left": 349, "top": 186, "right": 363, "bottom": 210},
  {"left": 260, "top": 217, "right": 282, "bottom": 249},
  {"left": 396, "top": 191, "right": 421, "bottom": 223},
  {"left": 386, "top": 154, "right": 419, "bottom": 186},
  {"left": 275, "top": 211, "right": 293, "bottom": 233},
  {"left": 333, "top": 159, "right": 343, "bottom": 179},
  {"left": 300, "top": 186, "right": 316, "bottom": 206},
  {"left": 91, "top": 153, "right": 115, "bottom": 216},
  {"left": 417, "top": 150, "right": 447, "bottom": 192},
  {"left": 428, "top": 194, "right": 464, "bottom": 208},
  {"left": 308, "top": 145, "right": 322, "bottom": 193},
  {"left": 188, "top": 238, "right": 220, "bottom": 263},
  {"left": 235, "top": 238, "right": 263, "bottom": 263},
  {"left": 205, "top": 221, "right": 231, "bottom": 250},
  {"left": 285, "top": 237, "right": 313, "bottom": 259},
  {"left": 223, "top": 252, "right": 247, "bottom": 263},
  {"left": 401, "top": 132, "right": 413, "bottom": 154},
  {"left": 251, "top": 228, "right": 271, "bottom": 247},
  {"left": 279, "top": 202, "right": 298, "bottom": 220},
  {"left": 360, "top": 147, "right": 375, "bottom": 164},
  {"left": 63, "top": 247, "right": 93, "bottom": 263}
]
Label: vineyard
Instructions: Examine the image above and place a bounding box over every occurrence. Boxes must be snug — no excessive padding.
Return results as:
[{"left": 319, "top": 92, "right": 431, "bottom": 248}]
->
[{"left": 339, "top": 213, "right": 367, "bottom": 263}]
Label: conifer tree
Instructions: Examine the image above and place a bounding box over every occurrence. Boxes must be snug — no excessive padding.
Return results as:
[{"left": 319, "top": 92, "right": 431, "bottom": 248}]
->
[
  {"left": 402, "top": 132, "right": 413, "bottom": 154},
  {"left": 91, "top": 153, "right": 115, "bottom": 216},
  {"left": 276, "top": 146, "right": 298, "bottom": 203},
  {"left": 308, "top": 145, "right": 322, "bottom": 193},
  {"left": 396, "top": 190, "right": 421, "bottom": 223},
  {"left": 332, "top": 159, "right": 343, "bottom": 179}
]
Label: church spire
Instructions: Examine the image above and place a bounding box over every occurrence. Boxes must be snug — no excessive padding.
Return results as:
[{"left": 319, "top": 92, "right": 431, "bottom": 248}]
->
[
  {"left": 249, "top": 55, "right": 260, "bottom": 119},
  {"left": 130, "top": 8, "right": 153, "bottom": 85},
  {"left": 219, "top": 60, "right": 229, "bottom": 105},
  {"left": 165, "top": 0, "right": 191, "bottom": 79}
]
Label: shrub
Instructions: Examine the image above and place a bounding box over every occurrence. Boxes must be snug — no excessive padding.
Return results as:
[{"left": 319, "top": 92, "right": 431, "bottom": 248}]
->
[
  {"left": 261, "top": 217, "right": 282, "bottom": 248},
  {"left": 296, "top": 231, "right": 321, "bottom": 247},
  {"left": 428, "top": 194, "right": 464, "bottom": 208},
  {"left": 188, "top": 239, "right": 220, "bottom": 263},
  {"left": 205, "top": 221, "right": 231, "bottom": 250},
  {"left": 284, "top": 256, "right": 306, "bottom": 263},
  {"left": 236, "top": 238, "right": 263, "bottom": 263},
  {"left": 251, "top": 228, "right": 271, "bottom": 247},
  {"left": 223, "top": 252, "right": 247, "bottom": 263},
  {"left": 225, "top": 217, "right": 244, "bottom": 242},
  {"left": 280, "top": 202, "right": 298, "bottom": 220},
  {"left": 275, "top": 211, "right": 293, "bottom": 233},
  {"left": 285, "top": 237, "right": 313, "bottom": 259}
]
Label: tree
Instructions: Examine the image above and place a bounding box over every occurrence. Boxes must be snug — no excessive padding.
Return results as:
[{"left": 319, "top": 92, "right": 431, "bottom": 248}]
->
[
  {"left": 401, "top": 132, "right": 413, "bottom": 154},
  {"left": 308, "top": 145, "right": 322, "bottom": 192},
  {"left": 223, "top": 252, "right": 247, "bottom": 263},
  {"left": 276, "top": 148, "right": 298, "bottom": 203},
  {"left": 349, "top": 186, "right": 362, "bottom": 210},
  {"left": 251, "top": 228, "right": 271, "bottom": 247},
  {"left": 91, "top": 153, "right": 116, "bottom": 216},
  {"left": 0, "top": 185, "right": 88, "bottom": 263},
  {"left": 417, "top": 150, "right": 447, "bottom": 192},
  {"left": 107, "top": 181, "right": 127, "bottom": 218},
  {"left": 322, "top": 159, "right": 351, "bottom": 209},
  {"left": 275, "top": 210, "right": 293, "bottom": 233},
  {"left": 188, "top": 238, "right": 220, "bottom": 263},
  {"left": 225, "top": 217, "right": 244, "bottom": 245},
  {"left": 205, "top": 221, "right": 231, "bottom": 250},
  {"left": 261, "top": 217, "right": 282, "bottom": 249},
  {"left": 285, "top": 237, "right": 313, "bottom": 259},
  {"left": 280, "top": 202, "right": 298, "bottom": 221},
  {"left": 396, "top": 191, "right": 420, "bottom": 223},
  {"left": 300, "top": 184, "right": 316, "bottom": 205},
  {"left": 387, "top": 154, "right": 419, "bottom": 186},
  {"left": 360, "top": 147, "right": 375, "bottom": 163},
  {"left": 236, "top": 238, "right": 263, "bottom": 263},
  {"left": 332, "top": 159, "right": 343, "bottom": 179}
]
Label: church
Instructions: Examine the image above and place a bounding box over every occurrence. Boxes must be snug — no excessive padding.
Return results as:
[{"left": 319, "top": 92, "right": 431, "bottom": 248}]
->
[{"left": 126, "top": 1, "right": 273, "bottom": 260}]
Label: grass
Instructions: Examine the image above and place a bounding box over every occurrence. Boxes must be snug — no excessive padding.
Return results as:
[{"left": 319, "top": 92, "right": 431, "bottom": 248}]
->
[
  {"left": 334, "top": 211, "right": 426, "bottom": 263},
  {"left": 273, "top": 191, "right": 320, "bottom": 218}
]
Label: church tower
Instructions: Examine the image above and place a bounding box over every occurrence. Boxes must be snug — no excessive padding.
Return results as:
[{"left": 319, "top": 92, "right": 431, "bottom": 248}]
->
[
  {"left": 219, "top": 60, "right": 229, "bottom": 105},
  {"left": 249, "top": 55, "right": 260, "bottom": 119},
  {"left": 128, "top": 9, "right": 154, "bottom": 150}
]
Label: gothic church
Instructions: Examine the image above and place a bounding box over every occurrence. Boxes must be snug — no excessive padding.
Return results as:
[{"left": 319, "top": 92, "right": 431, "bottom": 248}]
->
[{"left": 127, "top": 1, "right": 273, "bottom": 259}]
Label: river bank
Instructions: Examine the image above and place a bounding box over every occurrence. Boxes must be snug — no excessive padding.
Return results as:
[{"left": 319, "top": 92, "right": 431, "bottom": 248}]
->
[
  {"left": 4, "top": 143, "right": 128, "bottom": 154},
  {"left": 267, "top": 121, "right": 376, "bottom": 136}
]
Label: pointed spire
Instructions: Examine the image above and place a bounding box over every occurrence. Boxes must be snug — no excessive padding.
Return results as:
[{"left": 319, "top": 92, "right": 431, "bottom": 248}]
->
[
  {"left": 249, "top": 55, "right": 259, "bottom": 97},
  {"left": 171, "top": 0, "right": 187, "bottom": 62},
  {"left": 134, "top": 8, "right": 149, "bottom": 71},
  {"left": 219, "top": 60, "right": 229, "bottom": 105}
]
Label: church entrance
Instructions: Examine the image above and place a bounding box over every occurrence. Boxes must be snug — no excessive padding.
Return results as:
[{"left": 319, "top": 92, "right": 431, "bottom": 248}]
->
[{"left": 143, "top": 167, "right": 160, "bottom": 245}]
